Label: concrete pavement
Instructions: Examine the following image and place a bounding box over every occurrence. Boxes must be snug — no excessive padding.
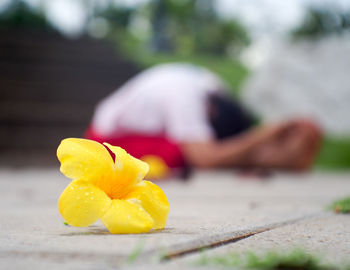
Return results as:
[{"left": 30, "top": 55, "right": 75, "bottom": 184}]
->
[{"left": 0, "top": 169, "right": 349, "bottom": 269}]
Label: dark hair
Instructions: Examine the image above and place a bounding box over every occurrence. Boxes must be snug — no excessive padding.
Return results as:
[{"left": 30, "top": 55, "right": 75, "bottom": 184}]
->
[{"left": 208, "top": 93, "right": 255, "bottom": 139}]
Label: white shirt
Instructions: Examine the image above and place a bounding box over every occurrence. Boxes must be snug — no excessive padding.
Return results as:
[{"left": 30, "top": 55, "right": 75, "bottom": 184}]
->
[{"left": 92, "top": 63, "right": 226, "bottom": 143}]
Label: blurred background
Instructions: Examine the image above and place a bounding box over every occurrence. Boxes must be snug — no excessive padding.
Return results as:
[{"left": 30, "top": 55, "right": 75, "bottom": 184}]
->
[{"left": 0, "top": 0, "right": 350, "bottom": 169}]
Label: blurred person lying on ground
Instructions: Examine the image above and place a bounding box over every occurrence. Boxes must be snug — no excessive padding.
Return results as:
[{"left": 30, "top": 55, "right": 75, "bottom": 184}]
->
[{"left": 86, "top": 63, "right": 322, "bottom": 178}]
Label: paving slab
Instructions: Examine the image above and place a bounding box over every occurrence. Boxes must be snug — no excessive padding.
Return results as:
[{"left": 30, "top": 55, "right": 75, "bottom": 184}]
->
[
  {"left": 0, "top": 169, "right": 349, "bottom": 269},
  {"left": 165, "top": 214, "right": 350, "bottom": 269}
]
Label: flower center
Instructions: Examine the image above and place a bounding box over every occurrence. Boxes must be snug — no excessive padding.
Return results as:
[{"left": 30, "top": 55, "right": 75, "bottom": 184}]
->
[{"left": 93, "top": 173, "right": 137, "bottom": 200}]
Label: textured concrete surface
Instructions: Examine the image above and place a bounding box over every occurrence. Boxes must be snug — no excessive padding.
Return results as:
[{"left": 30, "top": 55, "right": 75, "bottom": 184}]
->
[
  {"left": 165, "top": 214, "right": 350, "bottom": 269},
  {"left": 0, "top": 169, "right": 349, "bottom": 269}
]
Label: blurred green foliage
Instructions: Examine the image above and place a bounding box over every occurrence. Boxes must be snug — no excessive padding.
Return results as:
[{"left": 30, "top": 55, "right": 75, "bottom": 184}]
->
[
  {"left": 97, "top": 0, "right": 250, "bottom": 58},
  {"left": 94, "top": 4, "right": 133, "bottom": 28},
  {"left": 147, "top": 0, "right": 250, "bottom": 56},
  {"left": 102, "top": 0, "right": 251, "bottom": 95},
  {"left": 118, "top": 44, "right": 249, "bottom": 96},
  {"left": 291, "top": 7, "right": 350, "bottom": 40},
  {"left": 0, "top": 0, "right": 54, "bottom": 31}
]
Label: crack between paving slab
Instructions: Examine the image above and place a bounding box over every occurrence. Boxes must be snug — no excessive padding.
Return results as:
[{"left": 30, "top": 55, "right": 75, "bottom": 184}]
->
[
  {"left": 159, "top": 212, "right": 330, "bottom": 261},
  {"left": 0, "top": 212, "right": 332, "bottom": 267}
]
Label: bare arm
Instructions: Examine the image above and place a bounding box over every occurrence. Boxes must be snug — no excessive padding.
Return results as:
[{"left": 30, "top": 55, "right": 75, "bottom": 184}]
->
[{"left": 180, "top": 125, "right": 283, "bottom": 168}]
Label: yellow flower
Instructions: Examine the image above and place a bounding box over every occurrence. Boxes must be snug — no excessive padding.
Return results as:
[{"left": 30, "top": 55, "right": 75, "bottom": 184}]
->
[{"left": 57, "top": 138, "right": 169, "bottom": 234}]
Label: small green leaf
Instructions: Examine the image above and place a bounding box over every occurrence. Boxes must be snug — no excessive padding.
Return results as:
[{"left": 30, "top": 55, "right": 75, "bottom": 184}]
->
[{"left": 127, "top": 239, "right": 145, "bottom": 264}]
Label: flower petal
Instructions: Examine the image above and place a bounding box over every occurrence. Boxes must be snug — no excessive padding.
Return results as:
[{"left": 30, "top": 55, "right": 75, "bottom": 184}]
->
[
  {"left": 101, "top": 143, "right": 149, "bottom": 199},
  {"left": 100, "top": 199, "right": 153, "bottom": 234},
  {"left": 124, "top": 181, "right": 169, "bottom": 229},
  {"left": 58, "top": 180, "right": 112, "bottom": 227},
  {"left": 57, "top": 138, "right": 114, "bottom": 182},
  {"left": 141, "top": 155, "right": 169, "bottom": 179}
]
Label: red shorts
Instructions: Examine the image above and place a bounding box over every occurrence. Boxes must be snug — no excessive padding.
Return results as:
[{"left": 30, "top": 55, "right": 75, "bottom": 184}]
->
[{"left": 84, "top": 127, "right": 186, "bottom": 169}]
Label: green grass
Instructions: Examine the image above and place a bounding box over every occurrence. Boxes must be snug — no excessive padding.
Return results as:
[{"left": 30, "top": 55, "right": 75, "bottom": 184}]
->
[
  {"left": 127, "top": 239, "right": 145, "bottom": 264},
  {"left": 112, "top": 31, "right": 249, "bottom": 95},
  {"left": 329, "top": 197, "right": 350, "bottom": 214},
  {"left": 196, "top": 249, "right": 339, "bottom": 269},
  {"left": 314, "top": 137, "right": 350, "bottom": 170}
]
